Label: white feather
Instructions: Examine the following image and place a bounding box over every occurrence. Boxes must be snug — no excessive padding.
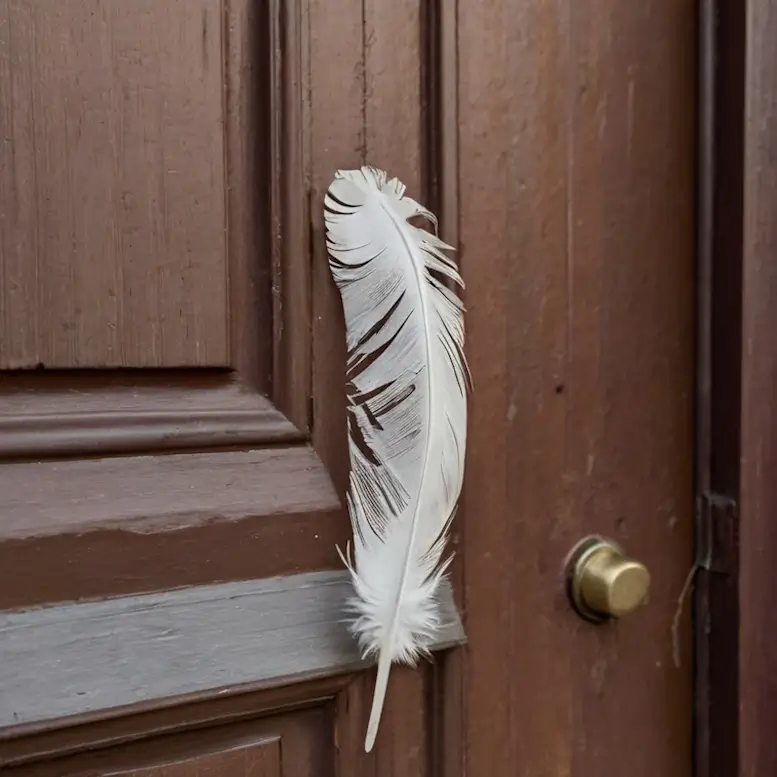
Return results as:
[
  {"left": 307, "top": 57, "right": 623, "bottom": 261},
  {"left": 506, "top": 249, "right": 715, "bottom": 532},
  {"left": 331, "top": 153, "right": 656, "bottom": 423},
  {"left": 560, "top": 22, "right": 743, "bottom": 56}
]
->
[{"left": 324, "top": 166, "right": 469, "bottom": 752}]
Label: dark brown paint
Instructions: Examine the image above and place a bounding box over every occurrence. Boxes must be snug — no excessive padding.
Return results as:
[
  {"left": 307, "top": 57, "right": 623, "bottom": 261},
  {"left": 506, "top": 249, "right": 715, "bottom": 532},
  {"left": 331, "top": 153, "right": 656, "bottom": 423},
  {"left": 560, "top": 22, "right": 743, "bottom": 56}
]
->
[
  {"left": 1, "top": 675, "right": 352, "bottom": 768},
  {"left": 738, "top": 1, "right": 777, "bottom": 775},
  {"left": 8, "top": 711, "right": 329, "bottom": 777},
  {"left": 693, "top": 2, "right": 777, "bottom": 776},
  {"left": 0, "top": 0, "right": 698, "bottom": 775},
  {"left": 0, "top": 446, "right": 342, "bottom": 609},
  {"left": 0, "top": 0, "right": 330, "bottom": 615},
  {"left": 0, "top": 371, "right": 301, "bottom": 460},
  {"left": 458, "top": 1, "right": 694, "bottom": 777},
  {"left": 0, "top": 0, "right": 230, "bottom": 369}
]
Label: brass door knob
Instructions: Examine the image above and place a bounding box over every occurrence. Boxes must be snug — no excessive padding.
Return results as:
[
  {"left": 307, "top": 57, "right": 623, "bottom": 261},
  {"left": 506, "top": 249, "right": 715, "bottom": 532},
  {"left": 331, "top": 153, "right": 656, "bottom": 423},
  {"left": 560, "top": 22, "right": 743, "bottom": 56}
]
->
[{"left": 566, "top": 537, "right": 651, "bottom": 622}]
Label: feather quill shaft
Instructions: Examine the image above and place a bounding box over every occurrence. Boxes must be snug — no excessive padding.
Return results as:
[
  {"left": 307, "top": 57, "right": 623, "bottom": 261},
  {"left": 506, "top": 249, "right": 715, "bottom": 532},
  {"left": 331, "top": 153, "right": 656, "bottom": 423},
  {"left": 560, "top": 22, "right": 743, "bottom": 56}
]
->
[{"left": 324, "top": 167, "right": 469, "bottom": 753}]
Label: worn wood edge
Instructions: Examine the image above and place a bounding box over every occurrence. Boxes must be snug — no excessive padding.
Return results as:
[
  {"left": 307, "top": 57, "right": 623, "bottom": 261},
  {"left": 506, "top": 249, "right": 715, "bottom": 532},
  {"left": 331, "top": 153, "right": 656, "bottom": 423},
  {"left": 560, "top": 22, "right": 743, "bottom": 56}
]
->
[
  {"left": 0, "top": 692, "right": 328, "bottom": 773},
  {"left": 0, "top": 408, "right": 302, "bottom": 460},
  {"left": 97, "top": 733, "right": 284, "bottom": 776},
  {"left": 224, "top": 0, "right": 274, "bottom": 395},
  {"left": 0, "top": 446, "right": 337, "bottom": 540},
  {"left": 0, "top": 506, "right": 349, "bottom": 611},
  {"left": 695, "top": 1, "right": 745, "bottom": 776},
  {"left": 270, "top": 0, "right": 311, "bottom": 431},
  {"left": 0, "top": 373, "right": 304, "bottom": 459},
  {"left": 422, "top": 0, "right": 459, "bottom": 246},
  {"left": 0, "top": 676, "right": 349, "bottom": 768},
  {"left": 693, "top": 2, "right": 715, "bottom": 774},
  {"left": 22, "top": 725, "right": 287, "bottom": 776},
  {"left": 0, "top": 445, "right": 347, "bottom": 608},
  {"left": 423, "top": 5, "right": 466, "bottom": 777},
  {"left": 739, "top": 0, "right": 777, "bottom": 774},
  {"left": 0, "top": 570, "right": 466, "bottom": 750}
]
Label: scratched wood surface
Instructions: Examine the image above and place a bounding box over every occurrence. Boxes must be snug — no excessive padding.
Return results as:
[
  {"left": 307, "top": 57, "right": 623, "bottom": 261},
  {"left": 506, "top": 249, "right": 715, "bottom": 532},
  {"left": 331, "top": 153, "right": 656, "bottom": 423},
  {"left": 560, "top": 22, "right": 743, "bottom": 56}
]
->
[
  {"left": 0, "top": 0, "right": 696, "bottom": 774},
  {"left": 0, "top": 0, "right": 229, "bottom": 369},
  {"left": 457, "top": 0, "right": 695, "bottom": 776},
  {"left": 739, "top": 1, "right": 777, "bottom": 775},
  {"left": 0, "top": 571, "right": 464, "bottom": 731}
]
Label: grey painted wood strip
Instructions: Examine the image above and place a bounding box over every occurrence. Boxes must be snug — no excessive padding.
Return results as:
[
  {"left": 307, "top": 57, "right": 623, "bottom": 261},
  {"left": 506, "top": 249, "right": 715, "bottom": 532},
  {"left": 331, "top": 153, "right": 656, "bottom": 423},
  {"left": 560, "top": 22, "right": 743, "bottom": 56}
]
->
[{"left": 0, "top": 570, "right": 465, "bottom": 730}]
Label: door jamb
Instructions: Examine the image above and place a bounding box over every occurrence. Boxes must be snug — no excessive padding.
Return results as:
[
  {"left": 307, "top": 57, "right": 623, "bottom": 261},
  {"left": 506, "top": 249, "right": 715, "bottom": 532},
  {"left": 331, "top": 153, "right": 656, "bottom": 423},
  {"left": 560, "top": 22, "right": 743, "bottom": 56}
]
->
[{"left": 695, "top": 1, "right": 777, "bottom": 774}]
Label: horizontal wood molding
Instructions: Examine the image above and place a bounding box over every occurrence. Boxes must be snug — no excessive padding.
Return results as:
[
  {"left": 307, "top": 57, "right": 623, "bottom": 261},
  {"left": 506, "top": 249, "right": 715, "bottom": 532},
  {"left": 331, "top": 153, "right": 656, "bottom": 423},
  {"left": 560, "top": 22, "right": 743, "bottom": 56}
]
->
[
  {"left": 0, "top": 570, "right": 465, "bottom": 746},
  {"left": 0, "top": 373, "right": 301, "bottom": 460},
  {"left": 83, "top": 734, "right": 284, "bottom": 777},
  {"left": 0, "top": 447, "right": 345, "bottom": 609},
  {"left": 226, "top": 0, "right": 311, "bottom": 429},
  {"left": 1, "top": 447, "right": 337, "bottom": 540},
  {"left": 3, "top": 697, "right": 332, "bottom": 771},
  {"left": 0, "top": 407, "right": 299, "bottom": 460},
  {"left": 738, "top": 0, "right": 777, "bottom": 775}
]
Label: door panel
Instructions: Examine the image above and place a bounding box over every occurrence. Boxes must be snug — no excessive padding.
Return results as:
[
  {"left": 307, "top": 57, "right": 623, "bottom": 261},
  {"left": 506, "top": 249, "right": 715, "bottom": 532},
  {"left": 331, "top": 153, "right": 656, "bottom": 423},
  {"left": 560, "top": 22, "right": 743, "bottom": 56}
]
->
[
  {"left": 1, "top": 0, "right": 453, "bottom": 769},
  {"left": 457, "top": 0, "right": 695, "bottom": 776},
  {"left": 0, "top": 0, "right": 694, "bottom": 775},
  {"left": 0, "top": 0, "right": 325, "bottom": 610},
  {"left": 1, "top": 1, "right": 230, "bottom": 370},
  {"left": 9, "top": 711, "right": 326, "bottom": 776},
  {"left": 82, "top": 737, "right": 283, "bottom": 777}
]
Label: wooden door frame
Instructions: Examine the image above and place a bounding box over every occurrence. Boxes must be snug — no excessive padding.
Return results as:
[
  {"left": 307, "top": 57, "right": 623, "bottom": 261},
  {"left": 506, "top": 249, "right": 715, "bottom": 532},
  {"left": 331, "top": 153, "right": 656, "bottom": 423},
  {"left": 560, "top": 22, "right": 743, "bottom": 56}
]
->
[{"left": 695, "top": 0, "right": 777, "bottom": 775}]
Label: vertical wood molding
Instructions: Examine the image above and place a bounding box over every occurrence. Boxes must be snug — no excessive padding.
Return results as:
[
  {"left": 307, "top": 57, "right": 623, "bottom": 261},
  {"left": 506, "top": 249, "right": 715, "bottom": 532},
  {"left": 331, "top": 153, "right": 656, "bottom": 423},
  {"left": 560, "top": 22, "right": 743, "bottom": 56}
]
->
[
  {"left": 740, "top": 2, "right": 777, "bottom": 775},
  {"left": 269, "top": 0, "right": 311, "bottom": 431},
  {"left": 0, "top": 447, "right": 344, "bottom": 610},
  {"left": 0, "top": 571, "right": 463, "bottom": 737},
  {"left": 0, "top": 0, "right": 314, "bottom": 458},
  {"left": 457, "top": 1, "right": 695, "bottom": 776},
  {"left": 422, "top": 0, "right": 459, "bottom": 247},
  {"left": 421, "top": 5, "right": 465, "bottom": 777},
  {"left": 694, "top": 1, "right": 745, "bottom": 776}
]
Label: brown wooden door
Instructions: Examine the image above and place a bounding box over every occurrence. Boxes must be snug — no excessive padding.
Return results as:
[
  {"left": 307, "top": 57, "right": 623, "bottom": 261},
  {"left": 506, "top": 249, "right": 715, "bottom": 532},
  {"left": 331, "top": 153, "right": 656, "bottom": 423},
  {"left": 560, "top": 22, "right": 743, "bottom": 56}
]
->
[{"left": 0, "top": 0, "right": 694, "bottom": 775}]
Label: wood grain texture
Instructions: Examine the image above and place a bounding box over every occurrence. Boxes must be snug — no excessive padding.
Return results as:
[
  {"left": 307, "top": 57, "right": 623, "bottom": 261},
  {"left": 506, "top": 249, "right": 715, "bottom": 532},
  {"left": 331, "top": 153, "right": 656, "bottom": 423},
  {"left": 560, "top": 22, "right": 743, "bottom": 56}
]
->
[
  {"left": 457, "top": 1, "right": 695, "bottom": 776},
  {"left": 0, "top": 571, "right": 464, "bottom": 733},
  {"left": 0, "top": 372, "right": 301, "bottom": 459},
  {"left": 695, "top": 2, "right": 744, "bottom": 775},
  {"left": 0, "top": 0, "right": 311, "bottom": 457},
  {"left": 356, "top": 2, "right": 430, "bottom": 765},
  {"left": 363, "top": 0, "right": 421, "bottom": 188},
  {"left": 693, "top": 1, "right": 716, "bottom": 771},
  {"left": 224, "top": 0, "right": 273, "bottom": 397},
  {"left": 307, "top": 0, "right": 440, "bottom": 768},
  {"left": 0, "top": 0, "right": 229, "bottom": 369},
  {"left": 1, "top": 676, "right": 348, "bottom": 767},
  {"left": 0, "top": 0, "right": 700, "bottom": 774},
  {"left": 0, "top": 448, "right": 337, "bottom": 539},
  {"left": 308, "top": 0, "right": 360, "bottom": 505},
  {"left": 0, "top": 447, "right": 344, "bottom": 608},
  {"left": 422, "top": 0, "right": 458, "bottom": 242},
  {"left": 77, "top": 736, "right": 281, "bottom": 777},
  {"left": 267, "top": 0, "right": 311, "bottom": 429},
  {"left": 563, "top": 5, "right": 695, "bottom": 772},
  {"left": 422, "top": 5, "right": 464, "bottom": 777},
  {"left": 305, "top": 0, "right": 365, "bottom": 758},
  {"left": 334, "top": 667, "right": 426, "bottom": 777},
  {"left": 740, "top": 1, "right": 777, "bottom": 774},
  {"left": 6, "top": 710, "right": 330, "bottom": 776}
]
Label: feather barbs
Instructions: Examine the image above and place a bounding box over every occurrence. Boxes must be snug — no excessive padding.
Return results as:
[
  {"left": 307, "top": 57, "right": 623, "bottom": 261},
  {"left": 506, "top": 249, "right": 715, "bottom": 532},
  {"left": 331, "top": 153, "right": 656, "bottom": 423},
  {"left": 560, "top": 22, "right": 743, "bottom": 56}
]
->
[{"left": 324, "top": 166, "right": 469, "bottom": 753}]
